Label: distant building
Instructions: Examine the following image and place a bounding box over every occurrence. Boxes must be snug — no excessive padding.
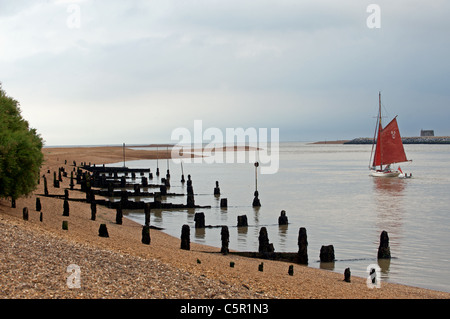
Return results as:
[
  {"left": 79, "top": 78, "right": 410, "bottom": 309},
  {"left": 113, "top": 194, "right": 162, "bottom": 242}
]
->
[{"left": 421, "top": 130, "right": 435, "bottom": 137}]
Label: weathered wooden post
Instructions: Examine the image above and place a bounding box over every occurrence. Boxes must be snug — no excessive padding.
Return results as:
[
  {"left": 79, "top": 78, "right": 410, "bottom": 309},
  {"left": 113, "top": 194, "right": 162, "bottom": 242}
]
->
[
  {"left": 194, "top": 212, "right": 205, "bottom": 228},
  {"left": 22, "top": 207, "right": 29, "bottom": 221},
  {"left": 134, "top": 183, "right": 140, "bottom": 195},
  {"left": 142, "top": 225, "right": 151, "bottom": 245},
  {"left": 43, "top": 175, "right": 48, "bottom": 196},
  {"left": 62, "top": 220, "right": 68, "bottom": 230},
  {"left": 258, "top": 227, "right": 274, "bottom": 254},
  {"left": 237, "top": 215, "right": 248, "bottom": 227},
  {"left": 220, "top": 198, "right": 227, "bottom": 208},
  {"left": 39, "top": 212, "right": 43, "bottom": 222},
  {"left": 252, "top": 162, "right": 261, "bottom": 207},
  {"left": 63, "top": 199, "right": 69, "bottom": 216},
  {"left": 180, "top": 224, "right": 190, "bottom": 250},
  {"left": 214, "top": 181, "right": 220, "bottom": 195},
  {"left": 187, "top": 175, "right": 193, "bottom": 194},
  {"left": 185, "top": 175, "right": 194, "bottom": 207},
  {"left": 98, "top": 224, "right": 109, "bottom": 237},
  {"left": 297, "top": 227, "right": 308, "bottom": 264},
  {"left": 288, "top": 265, "right": 294, "bottom": 276},
  {"left": 144, "top": 203, "right": 150, "bottom": 226},
  {"left": 377, "top": 230, "right": 391, "bottom": 259},
  {"left": 258, "top": 262, "right": 264, "bottom": 272},
  {"left": 320, "top": 245, "right": 335, "bottom": 262},
  {"left": 90, "top": 202, "right": 97, "bottom": 221},
  {"left": 278, "top": 210, "right": 288, "bottom": 225},
  {"left": 187, "top": 176, "right": 195, "bottom": 207},
  {"left": 70, "top": 171, "right": 74, "bottom": 190},
  {"left": 344, "top": 267, "right": 351, "bottom": 283},
  {"left": 116, "top": 207, "right": 123, "bottom": 225},
  {"left": 221, "top": 226, "right": 229, "bottom": 255},
  {"left": 64, "top": 189, "right": 69, "bottom": 201},
  {"left": 180, "top": 160, "right": 185, "bottom": 183},
  {"left": 160, "top": 185, "right": 167, "bottom": 196},
  {"left": 35, "top": 198, "right": 41, "bottom": 212}
]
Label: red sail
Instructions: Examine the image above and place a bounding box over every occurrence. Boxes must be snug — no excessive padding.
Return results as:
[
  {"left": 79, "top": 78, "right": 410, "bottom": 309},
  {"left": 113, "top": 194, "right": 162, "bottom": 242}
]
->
[{"left": 373, "top": 117, "right": 408, "bottom": 167}]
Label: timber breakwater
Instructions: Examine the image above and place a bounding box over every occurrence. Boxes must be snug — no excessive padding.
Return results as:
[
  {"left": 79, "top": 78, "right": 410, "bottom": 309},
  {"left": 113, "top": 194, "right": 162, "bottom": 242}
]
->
[{"left": 345, "top": 136, "right": 450, "bottom": 144}]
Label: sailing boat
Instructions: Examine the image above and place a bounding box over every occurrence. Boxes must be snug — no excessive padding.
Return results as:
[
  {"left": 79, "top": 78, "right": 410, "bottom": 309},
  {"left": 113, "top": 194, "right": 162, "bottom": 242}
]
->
[{"left": 369, "top": 92, "right": 410, "bottom": 177}]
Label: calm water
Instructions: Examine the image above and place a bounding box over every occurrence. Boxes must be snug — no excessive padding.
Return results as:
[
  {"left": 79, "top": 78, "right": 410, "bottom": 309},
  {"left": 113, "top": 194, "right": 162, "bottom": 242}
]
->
[{"left": 108, "top": 142, "right": 450, "bottom": 293}]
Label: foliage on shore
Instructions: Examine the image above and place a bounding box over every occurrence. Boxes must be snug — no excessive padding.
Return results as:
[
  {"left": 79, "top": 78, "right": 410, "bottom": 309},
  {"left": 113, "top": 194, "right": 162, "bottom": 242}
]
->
[{"left": 0, "top": 83, "right": 44, "bottom": 201}]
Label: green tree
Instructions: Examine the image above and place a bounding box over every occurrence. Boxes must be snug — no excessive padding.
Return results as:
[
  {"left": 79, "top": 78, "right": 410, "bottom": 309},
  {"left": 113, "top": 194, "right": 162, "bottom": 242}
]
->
[{"left": 0, "top": 83, "right": 44, "bottom": 203}]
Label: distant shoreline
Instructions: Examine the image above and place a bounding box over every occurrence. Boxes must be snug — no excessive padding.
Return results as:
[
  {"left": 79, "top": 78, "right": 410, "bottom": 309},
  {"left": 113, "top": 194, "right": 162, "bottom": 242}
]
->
[
  {"left": 310, "top": 140, "right": 350, "bottom": 145},
  {"left": 313, "top": 136, "right": 450, "bottom": 145}
]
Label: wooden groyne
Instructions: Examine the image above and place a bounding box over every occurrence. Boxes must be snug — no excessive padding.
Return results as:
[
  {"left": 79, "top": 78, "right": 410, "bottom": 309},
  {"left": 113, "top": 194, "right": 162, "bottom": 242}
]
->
[
  {"left": 40, "top": 164, "right": 211, "bottom": 211},
  {"left": 345, "top": 136, "right": 450, "bottom": 144}
]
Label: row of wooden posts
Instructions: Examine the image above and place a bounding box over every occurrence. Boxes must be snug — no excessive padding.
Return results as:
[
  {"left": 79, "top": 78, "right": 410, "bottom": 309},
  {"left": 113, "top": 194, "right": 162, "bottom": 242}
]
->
[
  {"left": 33, "top": 163, "right": 391, "bottom": 282},
  {"left": 24, "top": 193, "right": 392, "bottom": 264}
]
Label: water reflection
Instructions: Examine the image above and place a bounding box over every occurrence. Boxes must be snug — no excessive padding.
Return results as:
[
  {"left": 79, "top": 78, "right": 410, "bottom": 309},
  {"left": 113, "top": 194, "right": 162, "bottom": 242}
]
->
[
  {"left": 195, "top": 227, "right": 205, "bottom": 240},
  {"left": 372, "top": 177, "right": 407, "bottom": 233},
  {"left": 378, "top": 258, "right": 391, "bottom": 278},
  {"left": 278, "top": 224, "right": 288, "bottom": 250},
  {"left": 372, "top": 177, "right": 407, "bottom": 282},
  {"left": 319, "top": 262, "right": 335, "bottom": 271}
]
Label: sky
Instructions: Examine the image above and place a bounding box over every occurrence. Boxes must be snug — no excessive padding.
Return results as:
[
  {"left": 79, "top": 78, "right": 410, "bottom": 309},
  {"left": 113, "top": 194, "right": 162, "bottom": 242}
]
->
[{"left": 1, "top": 0, "right": 449, "bottom": 146}]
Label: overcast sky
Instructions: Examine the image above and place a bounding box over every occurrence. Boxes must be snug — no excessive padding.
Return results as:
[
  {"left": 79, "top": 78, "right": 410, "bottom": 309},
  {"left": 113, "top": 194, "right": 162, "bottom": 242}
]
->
[{"left": 1, "top": 0, "right": 449, "bottom": 145}]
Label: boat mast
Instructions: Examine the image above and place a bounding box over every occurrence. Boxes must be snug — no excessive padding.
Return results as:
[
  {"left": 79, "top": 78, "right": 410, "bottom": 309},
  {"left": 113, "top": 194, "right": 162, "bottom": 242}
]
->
[
  {"left": 378, "top": 91, "right": 382, "bottom": 170},
  {"left": 369, "top": 92, "right": 382, "bottom": 169}
]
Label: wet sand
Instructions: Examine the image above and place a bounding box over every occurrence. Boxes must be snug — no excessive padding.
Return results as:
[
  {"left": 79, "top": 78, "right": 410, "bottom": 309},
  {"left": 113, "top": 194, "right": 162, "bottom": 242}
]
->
[{"left": 1, "top": 146, "right": 449, "bottom": 299}]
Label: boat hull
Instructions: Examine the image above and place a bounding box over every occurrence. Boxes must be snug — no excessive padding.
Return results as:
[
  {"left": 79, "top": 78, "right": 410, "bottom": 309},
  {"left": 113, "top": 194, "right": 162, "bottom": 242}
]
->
[{"left": 370, "top": 170, "right": 401, "bottom": 178}]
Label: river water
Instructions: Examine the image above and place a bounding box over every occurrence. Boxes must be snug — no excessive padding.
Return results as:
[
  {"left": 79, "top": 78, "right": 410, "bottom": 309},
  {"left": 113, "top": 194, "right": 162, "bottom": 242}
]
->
[{"left": 107, "top": 142, "right": 450, "bottom": 293}]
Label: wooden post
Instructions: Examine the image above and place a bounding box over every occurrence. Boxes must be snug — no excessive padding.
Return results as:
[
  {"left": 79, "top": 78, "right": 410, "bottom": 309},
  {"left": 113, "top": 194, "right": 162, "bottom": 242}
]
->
[
  {"left": 278, "top": 210, "right": 288, "bottom": 225},
  {"left": 35, "top": 198, "right": 41, "bottom": 212},
  {"left": 220, "top": 198, "right": 227, "bottom": 208},
  {"left": 344, "top": 268, "right": 351, "bottom": 282},
  {"left": 70, "top": 171, "right": 74, "bottom": 190},
  {"left": 194, "top": 212, "right": 205, "bottom": 228},
  {"left": 221, "top": 226, "right": 229, "bottom": 255},
  {"left": 252, "top": 162, "right": 261, "bottom": 207},
  {"left": 62, "top": 220, "right": 68, "bottom": 230},
  {"left": 180, "top": 224, "right": 190, "bottom": 250},
  {"left": 43, "top": 175, "right": 48, "bottom": 196},
  {"left": 90, "top": 202, "right": 97, "bottom": 221},
  {"left": 320, "top": 245, "right": 335, "bottom": 262},
  {"left": 144, "top": 203, "right": 150, "bottom": 226},
  {"left": 142, "top": 225, "right": 151, "bottom": 245},
  {"left": 123, "top": 143, "right": 126, "bottom": 167},
  {"left": 297, "top": 227, "right": 308, "bottom": 264},
  {"left": 63, "top": 199, "right": 69, "bottom": 216},
  {"left": 258, "top": 227, "right": 274, "bottom": 254},
  {"left": 98, "top": 224, "right": 109, "bottom": 237},
  {"left": 214, "top": 181, "right": 220, "bottom": 195},
  {"left": 237, "top": 215, "right": 248, "bottom": 227},
  {"left": 22, "top": 207, "right": 29, "bottom": 221},
  {"left": 377, "top": 230, "right": 391, "bottom": 259},
  {"left": 116, "top": 207, "right": 123, "bottom": 225},
  {"left": 288, "top": 265, "right": 294, "bottom": 276}
]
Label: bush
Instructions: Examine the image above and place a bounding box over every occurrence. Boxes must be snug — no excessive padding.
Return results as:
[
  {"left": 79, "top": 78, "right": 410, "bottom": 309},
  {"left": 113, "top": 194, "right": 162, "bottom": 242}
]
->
[{"left": 0, "top": 83, "right": 44, "bottom": 202}]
